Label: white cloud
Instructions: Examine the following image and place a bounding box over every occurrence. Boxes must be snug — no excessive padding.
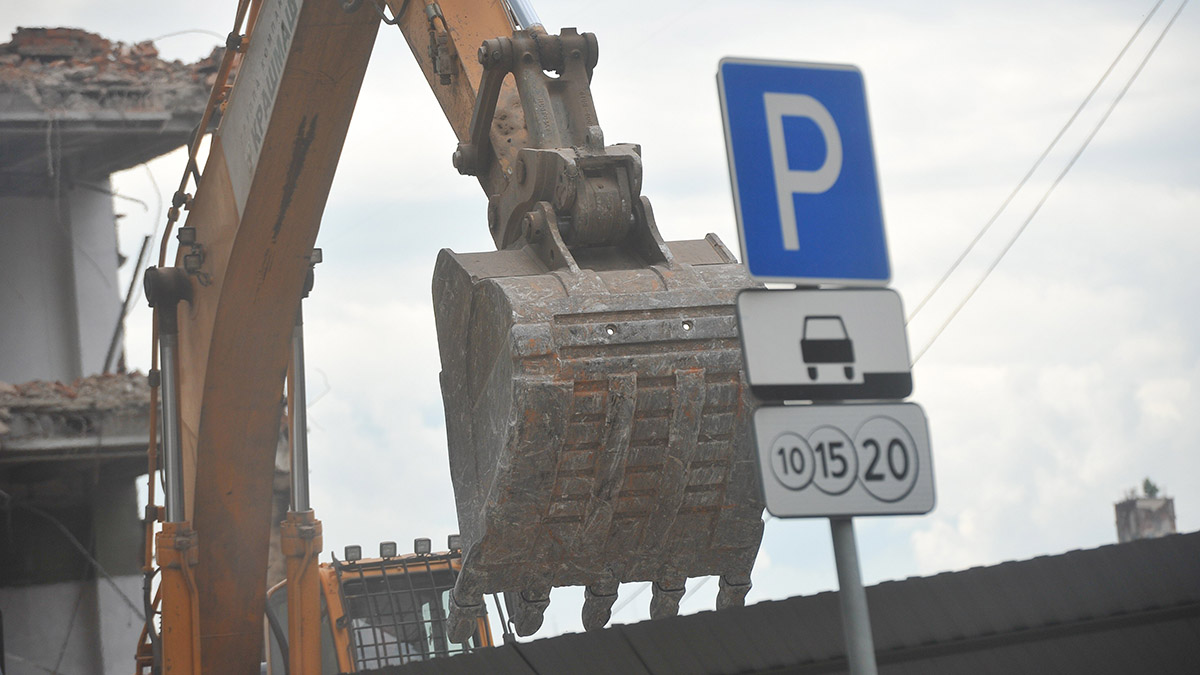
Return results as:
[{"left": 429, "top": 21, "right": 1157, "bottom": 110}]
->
[{"left": 1136, "top": 377, "right": 1190, "bottom": 425}]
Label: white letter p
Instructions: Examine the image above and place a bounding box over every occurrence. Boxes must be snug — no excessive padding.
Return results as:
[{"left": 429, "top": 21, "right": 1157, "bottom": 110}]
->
[{"left": 764, "top": 93, "right": 843, "bottom": 251}]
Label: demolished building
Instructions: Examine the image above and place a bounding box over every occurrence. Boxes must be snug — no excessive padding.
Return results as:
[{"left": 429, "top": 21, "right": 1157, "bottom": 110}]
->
[
  {"left": 0, "top": 27, "right": 217, "bottom": 384},
  {"left": 0, "top": 27, "right": 213, "bottom": 674},
  {"left": 0, "top": 374, "right": 150, "bottom": 674}
]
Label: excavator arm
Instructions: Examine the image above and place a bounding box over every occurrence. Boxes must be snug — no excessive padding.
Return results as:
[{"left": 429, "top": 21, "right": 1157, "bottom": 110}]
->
[
  {"left": 143, "top": 0, "right": 763, "bottom": 672},
  {"left": 166, "top": 1, "right": 380, "bottom": 671},
  {"left": 144, "top": 2, "right": 532, "bottom": 671}
]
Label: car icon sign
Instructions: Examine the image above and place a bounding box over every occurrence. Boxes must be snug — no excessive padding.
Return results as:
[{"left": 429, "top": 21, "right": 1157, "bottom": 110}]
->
[{"left": 800, "top": 316, "right": 855, "bottom": 381}]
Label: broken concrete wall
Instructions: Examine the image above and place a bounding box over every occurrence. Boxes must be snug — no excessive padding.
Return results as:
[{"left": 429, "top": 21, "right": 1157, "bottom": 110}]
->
[
  {"left": 0, "top": 372, "right": 150, "bottom": 459},
  {"left": 0, "top": 27, "right": 228, "bottom": 675},
  {"left": 0, "top": 195, "right": 85, "bottom": 383},
  {"left": 1, "top": 373, "right": 151, "bottom": 675},
  {"left": 0, "top": 27, "right": 218, "bottom": 123},
  {"left": 0, "top": 180, "right": 123, "bottom": 383},
  {"left": 0, "top": 580, "right": 107, "bottom": 674},
  {"left": 1, "top": 26, "right": 218, "bottom": 191}
]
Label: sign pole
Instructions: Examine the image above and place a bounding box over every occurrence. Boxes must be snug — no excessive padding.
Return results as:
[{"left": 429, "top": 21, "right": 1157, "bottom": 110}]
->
[{"left": 830, "top": 517, "right": 878, "bottom": 675}]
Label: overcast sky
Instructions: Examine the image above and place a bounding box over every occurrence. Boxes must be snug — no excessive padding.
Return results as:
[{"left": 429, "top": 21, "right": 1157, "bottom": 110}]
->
[{"left": 5, "top": 0, "right": 1198, "bottom": 639}]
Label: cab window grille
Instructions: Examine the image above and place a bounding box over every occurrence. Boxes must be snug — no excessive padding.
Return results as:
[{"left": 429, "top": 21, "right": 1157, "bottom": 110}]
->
[{"left": 336, "top": 555, "right": 480, "bottom": 668}]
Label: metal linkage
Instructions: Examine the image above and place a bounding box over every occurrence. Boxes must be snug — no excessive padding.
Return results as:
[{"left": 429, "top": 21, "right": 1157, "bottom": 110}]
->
[
  {"left": 282, "top": 250, "right": 324, "bottom": 674},
  {"left": 144, "top": 266, "right": 200, "bottom": 675},
  {"left": 452, "top": 28, "right": 644, "bottom": 253}
]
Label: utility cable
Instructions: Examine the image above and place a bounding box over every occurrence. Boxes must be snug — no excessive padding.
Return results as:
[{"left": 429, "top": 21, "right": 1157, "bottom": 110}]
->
[
  {"left": 52, "top": 527, "right": 94, "bottom": 674},
  {"left": 0, "top": 490, "right": 145, "bottom": 620},
  {"left": 912, "top": 0, "right": 1189, "bottom": 364},
  {"left": 906, "top": 0, "right": 1167, "bottom": 324},
  {"left": 677, "top": 514, "right": 775, "bottom": 607},
  {"left": 74, "top": 181, "right": 151, "bottom": 210},
  {"left": 44, "top": 120, "right": 117, "bottom": 299},
  {"left": 609, "top": 581, "right": 649, "bottom": 616},
  {"left": 151, "top": 29, "right": 226, "bottom": 42},
  {"left": 614, "top": 513, "right": 776, "bottom": 615}
]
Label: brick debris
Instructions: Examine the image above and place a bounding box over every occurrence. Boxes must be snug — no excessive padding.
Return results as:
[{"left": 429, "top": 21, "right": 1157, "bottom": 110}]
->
[{"left": 0, "top": 27, "right": 220, "bottom": 115}]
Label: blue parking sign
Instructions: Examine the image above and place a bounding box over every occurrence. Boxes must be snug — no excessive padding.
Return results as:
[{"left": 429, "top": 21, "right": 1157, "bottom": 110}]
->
[{"left": 718, "top": 58, "right": 890, "bottom": 285}]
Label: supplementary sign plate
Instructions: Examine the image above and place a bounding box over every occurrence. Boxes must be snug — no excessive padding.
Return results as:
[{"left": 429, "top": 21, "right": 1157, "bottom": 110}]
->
[
  {"left": 753, "top": 402, "right": 934, "bottom": 517},
  {"left": 737, "top": 287, "right": 912, "bottom": 401}
]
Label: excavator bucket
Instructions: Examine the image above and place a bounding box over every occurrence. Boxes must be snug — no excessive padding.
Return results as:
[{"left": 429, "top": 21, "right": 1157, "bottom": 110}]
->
[{"left": 433, "top": 208, "right": 764, "bottom": 639}]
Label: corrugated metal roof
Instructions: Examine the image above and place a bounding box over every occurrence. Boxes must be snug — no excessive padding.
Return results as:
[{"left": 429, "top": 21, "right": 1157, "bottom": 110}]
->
[{"left": 373, "top": 531, "right": 1200, "bottom": 674}]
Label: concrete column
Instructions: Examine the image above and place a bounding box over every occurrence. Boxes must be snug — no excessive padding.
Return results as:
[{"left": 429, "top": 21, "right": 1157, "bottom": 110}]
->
[
  {"left": 67, "top": 178, "right": 123, "bottom": 377},
  {"left": 0, "top": 581, "right": 104, "bottom": 674},
  {"left": 0, "top": 180, "right": 121, "bottom": 384},
  {"left": 92, "top": 466, "right": 144, "bottom": 675},
  {"left": 0, "top": 194, "right": 81, "bottom": 383}
]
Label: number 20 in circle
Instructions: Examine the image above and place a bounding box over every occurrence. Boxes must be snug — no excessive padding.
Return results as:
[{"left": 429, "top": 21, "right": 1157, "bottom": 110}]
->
[
  {"left": 769, "top": 432, "right": 814, "bottom": 490},
  {"left": 855, "top": 416, "right": 919, "bottom": 502}
]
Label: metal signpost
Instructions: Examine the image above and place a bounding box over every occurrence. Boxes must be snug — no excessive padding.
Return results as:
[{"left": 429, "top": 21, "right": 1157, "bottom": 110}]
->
[
  {"left": 719, "top": 57, "right": 935, "bottom": 675},
  {"left": 751, "top": 403, "right": 933, "bottom": 517}
]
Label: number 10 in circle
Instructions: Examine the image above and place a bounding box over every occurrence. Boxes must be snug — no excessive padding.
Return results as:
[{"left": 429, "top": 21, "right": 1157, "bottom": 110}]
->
[{"left": 770, "top": 432, "right": 814, "bottom": 490}]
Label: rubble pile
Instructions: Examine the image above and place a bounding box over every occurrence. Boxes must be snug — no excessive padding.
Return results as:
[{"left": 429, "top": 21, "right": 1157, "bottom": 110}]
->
[
  {"left": 0, "top": 27, "right": 219, "bottom": 114},
  {"left": 0, "top": 372, "right": 150, "bottom": 439}
]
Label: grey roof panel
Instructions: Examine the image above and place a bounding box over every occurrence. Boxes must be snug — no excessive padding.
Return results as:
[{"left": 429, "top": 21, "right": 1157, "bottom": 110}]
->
[{"left": 373, "top": 531, "right": 1200, "bottom": 675}]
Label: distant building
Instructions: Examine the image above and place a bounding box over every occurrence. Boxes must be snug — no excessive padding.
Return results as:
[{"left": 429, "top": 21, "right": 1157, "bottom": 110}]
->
[{"left": 1116, "top": 495, "right": 1177, "bottom": 543}]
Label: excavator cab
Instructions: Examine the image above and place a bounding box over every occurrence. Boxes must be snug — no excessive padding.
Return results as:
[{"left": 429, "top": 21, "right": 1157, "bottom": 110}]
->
[{"left": 264, "top": 540, "right": 492, "bottom": 673}]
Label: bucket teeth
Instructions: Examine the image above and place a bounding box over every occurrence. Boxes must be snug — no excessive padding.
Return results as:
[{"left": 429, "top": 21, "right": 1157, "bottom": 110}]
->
[
  {"left": 649, "top": 578, "right": 686, "bottom": 620},
  {"left": 510, "top": 588, "right": 551, "bottom": 636},
  {"left": 582, "top": 580, "right": 620, "bottom": 631},
  {"left": 434, "top": 235, "right": 764, "bottom": 636},
  {"left": 717, "top": 573, "right": 753, "bottom": 610},
  {"left": 446, "top": 590, "right": 485, "bottom": 645}
]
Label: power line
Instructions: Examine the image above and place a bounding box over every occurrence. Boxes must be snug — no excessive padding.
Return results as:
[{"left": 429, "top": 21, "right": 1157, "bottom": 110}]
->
[
  {"left": 150, "top": 29, "right": 225, "bottom": 42},
  {"left": 912, "top": 0, "right": 1190, "bottom": 364},
  {"left": 612, "top": 514, "right": 776, "bottom": 616},
  {"left": 0, "top": 489, "right": 145, "bottom": 620},
  {"left": 609, "top": 581, "right": 650, "bottom": 616},
  {"left": 906, "top": 0, "right": 1167, "bottom": 325},
  {"left": 677, "top": 514, "right": 777, "bottom": 607}
]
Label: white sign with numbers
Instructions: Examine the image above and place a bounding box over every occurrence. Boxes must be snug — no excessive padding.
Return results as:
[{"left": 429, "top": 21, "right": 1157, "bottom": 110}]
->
[{"left": 753, "top": 402, "right": 935, "bottom": 517}]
